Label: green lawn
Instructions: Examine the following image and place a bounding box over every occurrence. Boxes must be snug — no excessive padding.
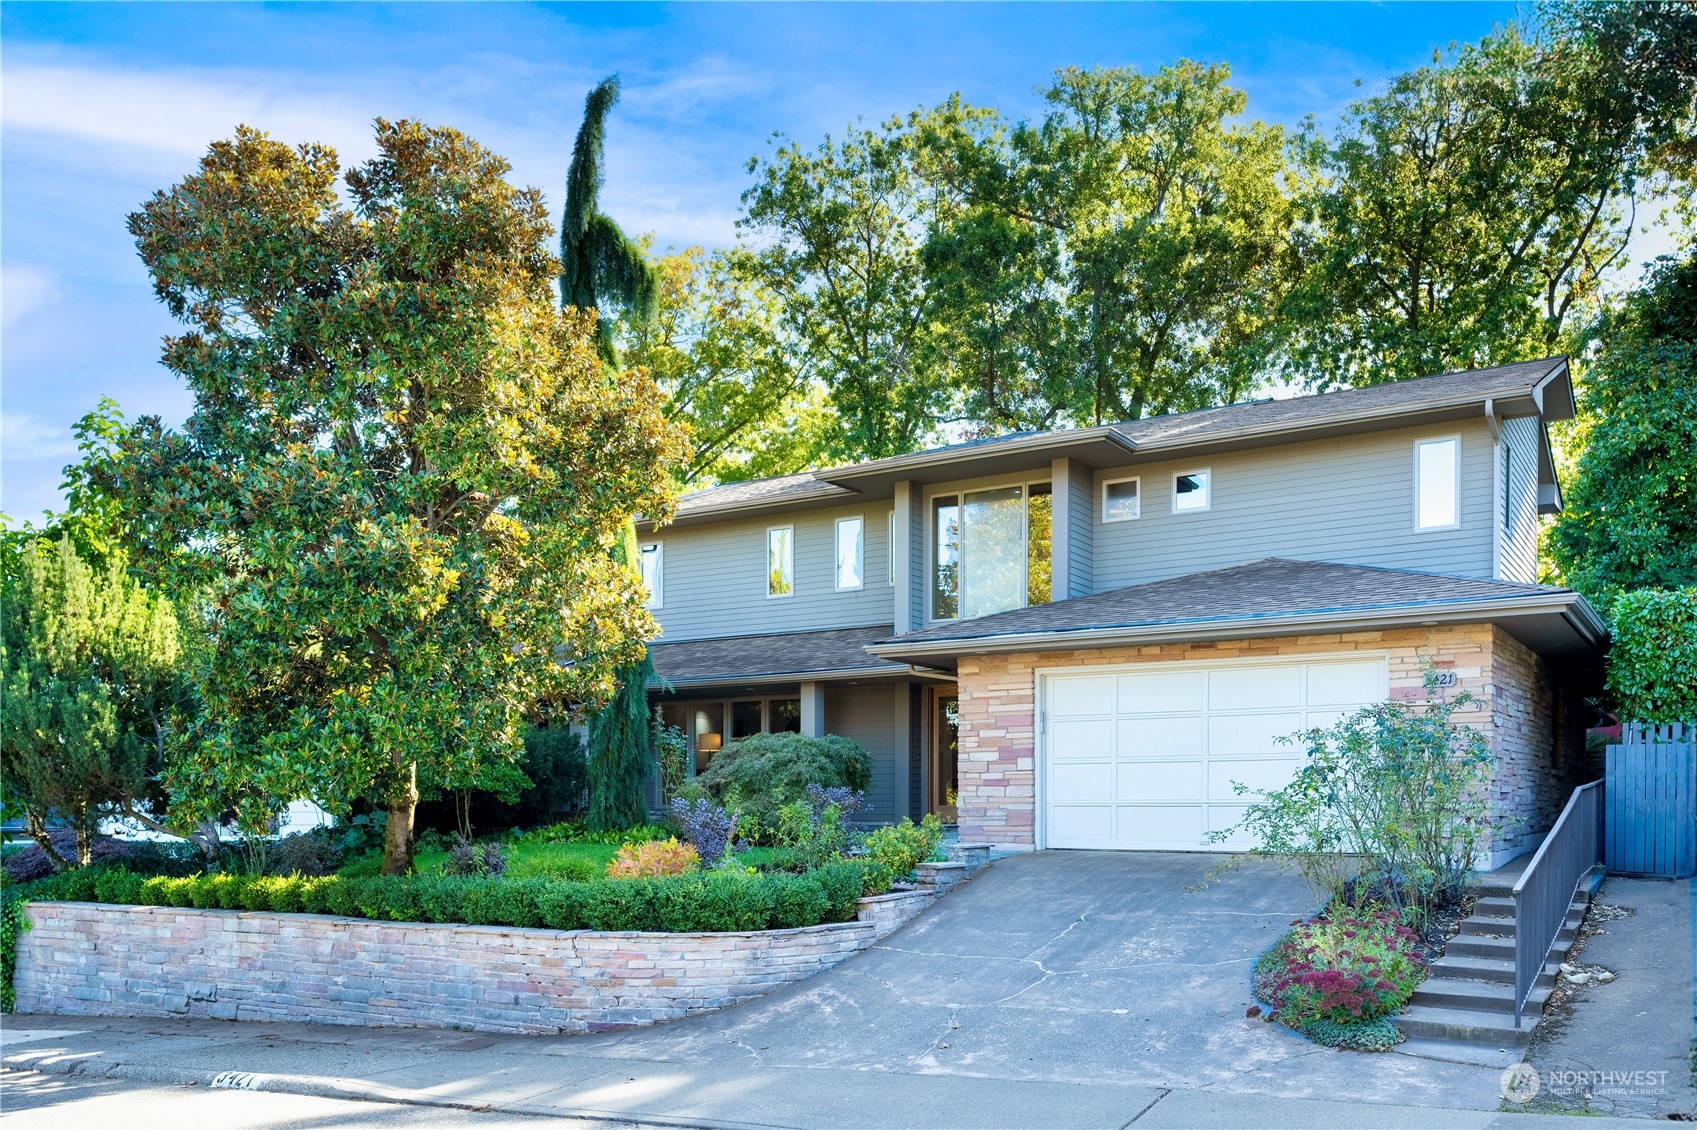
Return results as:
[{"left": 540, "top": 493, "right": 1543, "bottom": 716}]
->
[{"left": 339, "top": 840, "right": 785, "bottom": 879}]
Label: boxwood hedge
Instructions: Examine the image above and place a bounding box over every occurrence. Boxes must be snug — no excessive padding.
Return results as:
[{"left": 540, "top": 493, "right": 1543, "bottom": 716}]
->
[{"left": 15, "top": 859, "right": 874, "bottom": 934}]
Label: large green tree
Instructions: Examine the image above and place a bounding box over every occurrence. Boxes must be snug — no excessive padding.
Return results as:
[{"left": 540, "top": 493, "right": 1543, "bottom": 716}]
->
[
  {"left": 1284, "top": 10, "right": 1697, "bottom": 388},
  {"left": 560, "top": 76, "right": 674, "bottom": 831},
  {"left": 1, "top": 535, "right": 185, "bottom": 868},
  {"left": 108, "top": 121, "right": 685, "bottom": 874},
  {"left": 1548, "top": 252, "right": 1697, "bottom": 604}
]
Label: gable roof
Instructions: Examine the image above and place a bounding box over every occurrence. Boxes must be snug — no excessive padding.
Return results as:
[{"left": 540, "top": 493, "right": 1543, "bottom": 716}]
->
[
  {"left": 869, "top": 558, "right": 1606, "bottom": 667},
  {"left": 649, "top": 358, "right": 1573, "bottom": 528}
]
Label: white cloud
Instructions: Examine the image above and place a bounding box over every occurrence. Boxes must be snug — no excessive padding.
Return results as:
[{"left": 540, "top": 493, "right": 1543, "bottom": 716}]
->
[
  {"left": 1, "top": 265, "right": 61, "bottom": 329},
  {"left": 1, "top": 59, "right": 378, "bottom": 162},
  {"left": 0, "top": 411, "right": 77, "bottom": 462}
]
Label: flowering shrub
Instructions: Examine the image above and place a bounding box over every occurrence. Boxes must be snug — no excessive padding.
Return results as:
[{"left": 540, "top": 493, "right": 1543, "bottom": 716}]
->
[
  {"left": 446, "top": 836, "right": 507, "bottom": 878},
  {"left": 1253, "top": 906, "right": 1426, "bottom": 1048},
  {"left": 605, "top": 837, "right": 701, "bottom": 879},
  {"left": 668, "top": 798, "right": 738, "bottom": 867}
]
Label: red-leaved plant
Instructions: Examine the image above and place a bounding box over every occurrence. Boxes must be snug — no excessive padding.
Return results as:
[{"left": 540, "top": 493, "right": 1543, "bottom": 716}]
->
[{"left": 1253, "top": 905, "right": 1427, "bottom": 1026}]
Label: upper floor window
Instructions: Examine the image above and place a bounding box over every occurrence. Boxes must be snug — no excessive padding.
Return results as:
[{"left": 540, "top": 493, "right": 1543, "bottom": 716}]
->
[
  {"left": 1173, "top": 469, "right": 1211, "bottom": 513},
  {"left": 638, "top": 541, "right": 663, "bottom": 609},
  {"left": 1103, "top": 476, "right": 1141, "bottom": 522},
  {"left": 767, "top": 526, "right": 794, "bottom": 597},
  {"left": 1415, "top": 437, "right": 1460, "bottom": 531},
  {"left": 835, "top": 516, "right": 864, "bottom": 591},
  {"left": 1501, "top": 443, "right": 1515, "bottom": 535},
  {"left": 931, "top": 481, "right": 1052, "bottom": 620},
  {"left": 889, "top": 510, "right": 899, "bottom": 585}
]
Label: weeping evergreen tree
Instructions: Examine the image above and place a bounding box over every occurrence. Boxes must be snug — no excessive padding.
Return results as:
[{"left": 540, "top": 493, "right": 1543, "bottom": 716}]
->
[{"left": 565, "top": 75, "right": 666, "bottom": 830}]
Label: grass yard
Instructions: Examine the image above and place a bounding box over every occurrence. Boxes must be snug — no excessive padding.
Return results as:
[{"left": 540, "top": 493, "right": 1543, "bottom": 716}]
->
[{"left": 339, "top": 840, "right": 786, "bottom": 879}]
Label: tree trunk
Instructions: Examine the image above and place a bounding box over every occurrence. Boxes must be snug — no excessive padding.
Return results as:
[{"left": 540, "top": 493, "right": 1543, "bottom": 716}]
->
[
  {"left": 75, "top": 820, "right": 93, "bottom": 868},
  {"left": 382, "top": 762, "right": 419, "bottom": 876},
  {"left": 26, "top": 811, "right": 75, "bottom": 871}
]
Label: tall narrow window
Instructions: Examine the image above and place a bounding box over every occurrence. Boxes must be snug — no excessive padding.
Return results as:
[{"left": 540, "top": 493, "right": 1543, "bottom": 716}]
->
[
  {"left": 767, "top": 526, "right": 793, "bottom": 597},
  {"left": 1415, "top": 438, "right": 1460, "bottom": 530},
  {"left": 888, "top": 510, "right": 898, "bottom": 585},
  {"left": 1027, "top": 483, "right": 1053, "bottom": 608},
  {"left": 835, "top": 516, "right": 864, "bottom": 591},
  {"left": 932, "top": 497, "right": 960, "bottom": 619},
  {"left": 638, "top": 542, "right": 662, "bottom": 609}
]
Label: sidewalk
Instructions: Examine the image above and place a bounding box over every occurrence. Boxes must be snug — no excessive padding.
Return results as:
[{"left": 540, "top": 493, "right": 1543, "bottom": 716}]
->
[{"left": 0, "top": 1016, "right": 1662, "bottom": 1129}]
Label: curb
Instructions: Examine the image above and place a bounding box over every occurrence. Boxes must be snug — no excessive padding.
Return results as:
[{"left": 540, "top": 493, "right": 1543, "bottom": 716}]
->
[{"left": 0, "top": 1054, "right": 759, "bottom": 1130}]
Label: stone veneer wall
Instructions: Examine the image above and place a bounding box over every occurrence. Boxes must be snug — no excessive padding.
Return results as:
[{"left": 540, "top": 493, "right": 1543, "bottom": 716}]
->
[
  {"left": 954, "top": 624, "right": 1577, "bottom": 865},
  {"left": 14, "top": 889, "right": 936, "bottom": 1036}
]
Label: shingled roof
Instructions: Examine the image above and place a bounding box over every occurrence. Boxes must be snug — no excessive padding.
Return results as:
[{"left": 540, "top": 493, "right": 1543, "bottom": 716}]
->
[
  {"left": 649, "top": 624, "right": 905, "bottom": 688},
  {"left": 870, "top": 559, "right": 1606, "bottom": 664}
]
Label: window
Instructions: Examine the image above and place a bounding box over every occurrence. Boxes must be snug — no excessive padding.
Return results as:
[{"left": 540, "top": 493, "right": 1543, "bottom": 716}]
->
[
  {"left": 638, "top": 541, "right": 662, "bottom": 608},
  {"left": 888, "top": 511, "right": 898, "bottom": 585},
  {"left": 931, "top": 481, "right": 1052, "bottom": 620},
  {"left": 835, "top": 516, "right": 864, "bottom": 591},
  {"left": 731, "top": 699, "right": 764, "bottom": 740},
  {"left": 769, "top": 699, "right": 802, "bottom": 733},
  {"left": 1103, "top": 476, "right": 1141, "bottom": 522},
  {"left": 1415, "top": 437, "right": 1460, "bottom": 530},
  {"left": 767, "top": 526, "right": 793, "bottom": 597},
  {"left": 1173, "top": 469, "right": 1211, "bottom": 513}
]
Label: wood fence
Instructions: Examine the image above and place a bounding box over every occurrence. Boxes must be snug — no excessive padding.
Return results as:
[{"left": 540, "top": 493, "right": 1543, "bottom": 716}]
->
[{"left": 1604, "top": 722, "right": 1697, "bottom": 879}]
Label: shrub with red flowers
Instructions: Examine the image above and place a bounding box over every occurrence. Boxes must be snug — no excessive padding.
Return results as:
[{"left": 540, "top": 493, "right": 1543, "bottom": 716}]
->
[{"left": 1253, "top": 905, "right": 1427, "bottom": 1049}]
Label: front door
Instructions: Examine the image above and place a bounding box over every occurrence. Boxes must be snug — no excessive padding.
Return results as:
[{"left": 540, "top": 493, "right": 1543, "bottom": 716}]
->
[{"left": 931, "top": 692, "right": 960, "bottom": 821}]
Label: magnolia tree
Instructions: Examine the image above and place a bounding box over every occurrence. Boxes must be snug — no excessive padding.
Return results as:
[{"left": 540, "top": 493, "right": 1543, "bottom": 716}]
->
[{"left": 104, "top": 122, "right": 687, "bottom": 874}]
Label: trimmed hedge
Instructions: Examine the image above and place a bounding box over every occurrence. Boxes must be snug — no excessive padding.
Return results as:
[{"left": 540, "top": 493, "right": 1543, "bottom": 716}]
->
[
  {"left": 19, "top": 860, "right": 874, "bottom": 934},
  {"left": 1608, "top": 587, "right": 1697, "bottom": 724}
]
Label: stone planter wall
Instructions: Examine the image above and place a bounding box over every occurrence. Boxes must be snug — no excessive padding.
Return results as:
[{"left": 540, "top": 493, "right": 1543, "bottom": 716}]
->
[{"left": 13, "top": 888, "right": 939, "bottom": 1036}]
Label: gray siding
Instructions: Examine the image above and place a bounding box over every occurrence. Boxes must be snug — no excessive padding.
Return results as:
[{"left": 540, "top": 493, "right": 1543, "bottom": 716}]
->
[
  {"left": 1498, "top": 415, "right": 1542, "bottom": 584},
  {"left": 651, "top": 501, "right": 896, "bottom": 643},
  {"left": 1090, "top": 419, "right": 1499, "bottom": 591},
  {"left": 1066, "top": 458, "right": 1094, "bottom": 599},
  {"left": 826, "top": 685, "right": 901, "bottom": 821}
]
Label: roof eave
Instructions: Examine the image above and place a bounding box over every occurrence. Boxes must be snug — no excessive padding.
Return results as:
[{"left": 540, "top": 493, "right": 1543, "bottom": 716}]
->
[
  {"left": 649, "top": 663, "right": 917, "bottom": 691},
  {"left": 869, "top": 592, "right": 1608, "bottom": 665}
]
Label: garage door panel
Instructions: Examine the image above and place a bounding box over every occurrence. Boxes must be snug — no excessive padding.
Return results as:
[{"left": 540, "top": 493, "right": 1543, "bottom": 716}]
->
[
  {"left": 1308, "top": 661, "right": 1386, "bottom": 706},
  {"left": 1050, "top": 719, "right": 1114, "bottom": 760},
  {"left": 1050, "top": 762, "right": 1112, "bottom": 802},
  {"left": 1050, "top": 805, "right": 1113, "bottom": 845},
  {"left": 1041, "top": 656, "right": 1386, "bottom": 852},
  {"left": 1207, "top": 712, "right": 1305, "bottom": 757},
  {"left": 1118, "top": 805, "right": 1205, "bottom": 845},
  {"left": 1207, "top": 757, "right": 1301, "bottom": 801},
  {"left": 1208, "top": 665, "right": 1302, "bottom": 710},
  {"left": 1116, "top": 670, "right": 1205, "bottom": 714},
  {"left": 1120, "top": 760, "right": 1203, "bottom": 802},
  {"left": 1049, "top": 675, "right": 1117, "bottom": 716},
  {"left": 1116, "top": 715, "right": 1204, "bottom": 759}
]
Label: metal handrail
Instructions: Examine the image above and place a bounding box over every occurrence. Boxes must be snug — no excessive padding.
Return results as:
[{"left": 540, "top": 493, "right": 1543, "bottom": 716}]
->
[{"left": 1510, "top": 779, "right": 1604, "bottom": 1026}]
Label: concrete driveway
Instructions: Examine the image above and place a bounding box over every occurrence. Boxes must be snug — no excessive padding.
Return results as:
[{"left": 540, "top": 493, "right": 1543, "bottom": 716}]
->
[{"left": 576, "top": 850, "right": 1519, "bottom": 1110}]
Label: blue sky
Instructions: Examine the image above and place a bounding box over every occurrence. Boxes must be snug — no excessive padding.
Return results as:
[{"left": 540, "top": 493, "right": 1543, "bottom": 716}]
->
[{"left": 0, "top": 1, "right": 1527, "bottom": 521}]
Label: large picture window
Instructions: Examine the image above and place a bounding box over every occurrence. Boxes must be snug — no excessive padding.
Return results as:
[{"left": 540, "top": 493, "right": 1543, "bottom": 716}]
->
[{"left": 931, "top": 481, "right": 1052, "bottom": 620}]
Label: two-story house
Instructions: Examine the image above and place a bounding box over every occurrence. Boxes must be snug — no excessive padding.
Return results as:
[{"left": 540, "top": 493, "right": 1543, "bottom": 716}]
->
[{"left": 638, "top": 357, "right": 1606, "bottom": 867}]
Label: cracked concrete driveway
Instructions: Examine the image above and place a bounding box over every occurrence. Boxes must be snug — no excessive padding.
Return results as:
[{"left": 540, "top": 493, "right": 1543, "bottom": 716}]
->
[{"left": 576, "top": 850, "right": 1517, "bottom": 1110}]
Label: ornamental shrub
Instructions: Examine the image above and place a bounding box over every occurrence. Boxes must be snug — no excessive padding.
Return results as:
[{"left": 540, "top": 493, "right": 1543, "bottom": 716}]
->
[
  {"left": 606, "top": 838, "right": 700, "bottom": 879},
  {"left": 1253, "top": 906, "right": 1426, "bottom": 1036},
  {"left": 763, "top": 873, "right": 831, "bottom": 929},
  {"left": 667, "top": 798, "right": 738, "bottom": 867},
  {"left": 810, "top": 861, "right": 869, "bottom": 920},
  {"left": 861, "top": 814, "right": 945, "bottom": 882},
  {"left": 1607, "top": 588, "right": 1697, "bottom": 724},
  {"left": 680, "top": 732, "right": 873, "bottom": 833}
]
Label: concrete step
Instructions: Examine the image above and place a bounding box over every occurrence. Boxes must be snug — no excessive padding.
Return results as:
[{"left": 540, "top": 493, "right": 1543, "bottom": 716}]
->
[
  {"left": 1442, "top": 933, "right": 1515, "bottom": 959},
  {"left": 1430, "top": 954, "right": 1517, "bottom": 984},
  {"left": 1409, "top": 976, "right": 1551, "bottom": 1014},
  {"left": 1395, "top": 1003, "right": 1537, "bottom": 1047},
  {"left": 1472, "top": 895, "right": 1514, "bottom": 919}
]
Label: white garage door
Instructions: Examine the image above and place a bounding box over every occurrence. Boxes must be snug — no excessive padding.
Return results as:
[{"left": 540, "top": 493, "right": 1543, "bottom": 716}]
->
[{"left": 1041, "top": 656, "right": 1387, "bottom": 851}]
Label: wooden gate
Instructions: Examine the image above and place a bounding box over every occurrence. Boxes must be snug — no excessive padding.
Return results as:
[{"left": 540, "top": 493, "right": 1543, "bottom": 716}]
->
[{"left": 1605, "top": 722, "right": 1697, "bottom": 879}]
